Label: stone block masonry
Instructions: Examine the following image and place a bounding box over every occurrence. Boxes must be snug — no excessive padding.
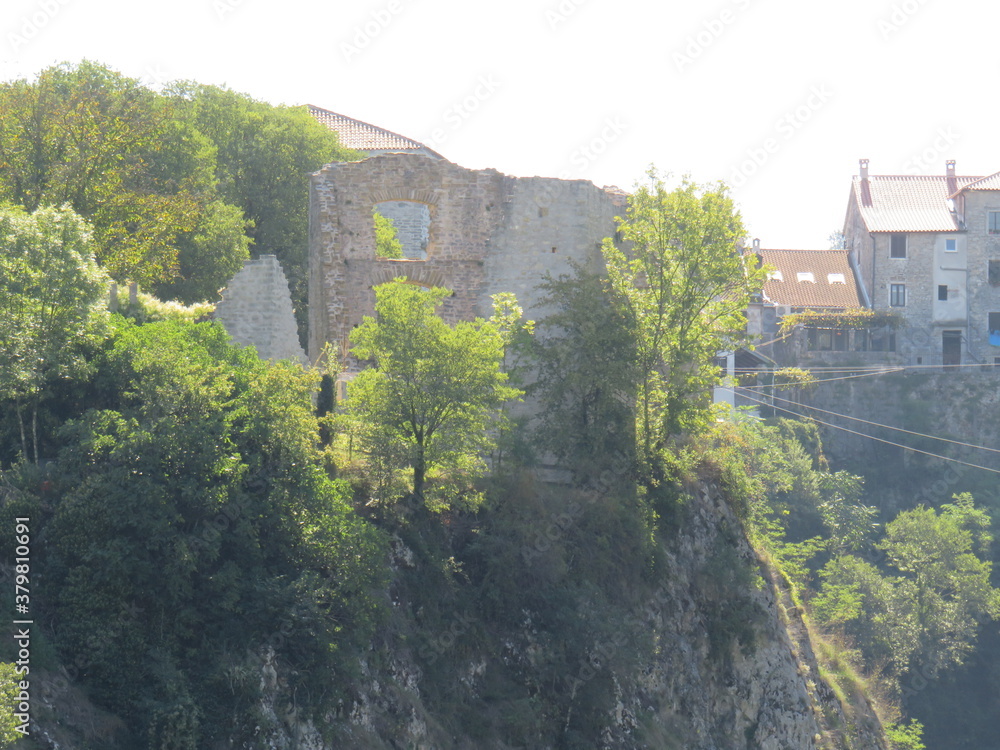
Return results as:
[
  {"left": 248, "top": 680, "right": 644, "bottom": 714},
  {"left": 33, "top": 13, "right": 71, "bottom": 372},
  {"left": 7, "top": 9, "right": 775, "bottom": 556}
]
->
[
  {"left": 308, "top": 153, "right": 628, "bottom": 364},
  {"left": 213, "top": 255, "right": 307, "bottom": 364}
]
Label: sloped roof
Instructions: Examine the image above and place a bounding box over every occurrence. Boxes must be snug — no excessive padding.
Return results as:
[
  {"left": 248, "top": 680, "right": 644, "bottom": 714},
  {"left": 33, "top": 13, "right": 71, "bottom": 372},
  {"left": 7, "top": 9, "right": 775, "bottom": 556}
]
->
[
  {"left": 760, "top": 249, "right": 862, "bottom": 310},
  {"left": 851, "top": 174, "right": 984, "bottom": 232},
  {"left": 953, "top": 171, "right": 1000, "bottom": 194},
  {"left": 308, "top": 104, "right": 442, "bottom": 157}
]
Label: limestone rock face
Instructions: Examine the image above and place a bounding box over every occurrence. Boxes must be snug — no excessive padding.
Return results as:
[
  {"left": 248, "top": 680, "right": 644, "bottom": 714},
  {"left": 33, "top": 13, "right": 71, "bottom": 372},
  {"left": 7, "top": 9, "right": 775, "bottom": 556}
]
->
[
  {"left": 213, "top": 255, "right": 307, "bottom": 364},
  {"left": 252, "top": 483, "right": 888, "bottom": 750}
]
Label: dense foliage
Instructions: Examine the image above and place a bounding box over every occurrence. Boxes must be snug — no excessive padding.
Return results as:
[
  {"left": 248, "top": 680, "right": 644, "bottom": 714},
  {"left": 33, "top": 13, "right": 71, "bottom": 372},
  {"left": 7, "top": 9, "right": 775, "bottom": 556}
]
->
[
  {"left": 0, "top": 314, "right": 388, "bottom": 748},
  {"left": 345, "top": 280, "right": 524, "bottom": 509},
  {"left": 602, "top": 169, "right": 768, "bottom": 476},
  {"left": 0, "top": 61, "right": 359, "bottom": 324}
]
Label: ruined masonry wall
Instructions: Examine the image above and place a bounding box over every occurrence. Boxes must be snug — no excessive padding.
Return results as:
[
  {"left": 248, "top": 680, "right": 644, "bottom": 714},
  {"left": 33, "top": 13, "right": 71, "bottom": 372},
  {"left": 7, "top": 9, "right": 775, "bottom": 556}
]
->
[
  {"left": 213, "top": 255, "right": 307, "bottom": 364},
  {"left": 308, "top": 153, "right": 627, "bottom": 362}
]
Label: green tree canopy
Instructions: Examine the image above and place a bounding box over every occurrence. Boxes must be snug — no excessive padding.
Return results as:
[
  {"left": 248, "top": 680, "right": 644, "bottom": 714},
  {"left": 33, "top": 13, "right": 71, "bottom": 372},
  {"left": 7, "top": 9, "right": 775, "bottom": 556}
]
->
[
  {"left": 0, "top": 203, "right": 108, "bottom": 462},
  {"left": 602, "top": 168, "right": 767, "bottom": 476},
  {"left": 347, "top": 280, "right": 524, "bottom": 509},
  {"left": 815, "top": 494, "right": 1000, "bottom": 676},
  {"left": 39, "top": 317, "right": 386, "bottom": 747}
]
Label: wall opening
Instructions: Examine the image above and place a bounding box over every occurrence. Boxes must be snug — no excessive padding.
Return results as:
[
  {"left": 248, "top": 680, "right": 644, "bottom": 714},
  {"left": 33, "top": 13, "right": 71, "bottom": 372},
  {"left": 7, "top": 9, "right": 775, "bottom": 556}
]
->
[
  {"left": 943, "top": 330, "right": 962, "bottom": 365},
  {"left": 373, "top": 201, "right": 431, "bottom": 260}
]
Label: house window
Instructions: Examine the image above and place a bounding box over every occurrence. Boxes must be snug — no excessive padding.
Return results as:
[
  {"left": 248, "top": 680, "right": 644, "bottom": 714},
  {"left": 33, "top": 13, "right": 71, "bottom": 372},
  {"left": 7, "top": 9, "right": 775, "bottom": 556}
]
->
[
  {"left": 989, "top": 212, "right": 1000, "bottom": 235},
  {"left": 945, "top": 238, "right": 957, "bottom": 252},
  {"left": 890, "top": 283, "right": 906, "bottom": 307},
  {"left": 938, "top": 285, "right": 948, "bottom": 301},
  {"left": 989, "top": 312, "right": 1000, "bottom": 346},
  {"left": 990, "top": 260, "right": 1000, "bottom": 286},
  {"left": 890, "top": 234, "right": 907, "bottom": 258}
]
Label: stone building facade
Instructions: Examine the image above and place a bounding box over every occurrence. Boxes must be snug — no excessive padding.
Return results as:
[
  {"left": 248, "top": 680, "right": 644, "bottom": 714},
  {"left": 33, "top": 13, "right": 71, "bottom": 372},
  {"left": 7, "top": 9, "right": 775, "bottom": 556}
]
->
[
  {"left": 844, "top": 159, "right": 1000, "bottom": 365},
  {"left": 308, "top": 153, "right": 627, "bottom": 364}
]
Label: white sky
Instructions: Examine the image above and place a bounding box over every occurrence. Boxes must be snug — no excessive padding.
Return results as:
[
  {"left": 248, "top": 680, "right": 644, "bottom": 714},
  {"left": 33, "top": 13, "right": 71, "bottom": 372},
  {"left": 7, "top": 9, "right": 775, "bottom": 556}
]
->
[{"left": 2, "top": 0, "right": 996, "bottom": 250}]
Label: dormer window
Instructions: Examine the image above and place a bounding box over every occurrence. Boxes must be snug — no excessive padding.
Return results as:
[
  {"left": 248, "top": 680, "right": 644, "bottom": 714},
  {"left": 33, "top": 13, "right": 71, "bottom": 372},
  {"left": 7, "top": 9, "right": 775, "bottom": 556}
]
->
[
  {"left": 769, "top": 270, "right": 784, "bottom": 282},
  {"left": 827, "top": 273, "right": 846, "bottom": 284},
  {"left": 797, "top": 272, "right": 815, "bottom": 283},
  {"left": 890, "top": 234, "right": 907, "bottom": 258}
]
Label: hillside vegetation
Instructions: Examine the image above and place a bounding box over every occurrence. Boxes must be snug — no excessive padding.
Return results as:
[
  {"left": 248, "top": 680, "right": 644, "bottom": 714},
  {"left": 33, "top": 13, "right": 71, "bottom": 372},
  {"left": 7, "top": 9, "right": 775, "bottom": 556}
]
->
[{"left": 0, "top": 64, "right": 995, "bottom": 750}]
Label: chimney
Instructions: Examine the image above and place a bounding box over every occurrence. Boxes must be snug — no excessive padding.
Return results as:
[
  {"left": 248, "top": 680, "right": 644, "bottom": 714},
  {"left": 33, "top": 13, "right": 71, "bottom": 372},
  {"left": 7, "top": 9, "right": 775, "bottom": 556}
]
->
[
  {"left": 752, "top": 238, "right": 761, "bottom": 252},
  {"left": 859, "top": 158, "right": 869, "bottom": 180},
  {"left": 946, "top": 160, "right": 956, "bottom": 178}
]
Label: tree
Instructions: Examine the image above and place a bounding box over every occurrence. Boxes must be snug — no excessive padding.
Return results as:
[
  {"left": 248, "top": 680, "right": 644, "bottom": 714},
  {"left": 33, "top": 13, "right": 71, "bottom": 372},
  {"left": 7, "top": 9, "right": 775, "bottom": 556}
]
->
[
  {"left": 373, "top": 209, "right": 403, "bottom": 258},
  {"left": 0, "top": 204, "right": 108, "bottom": 463},
  {"left": 165, "top": 84, "right": 362, "bottom": 331},
  {"left": 815, "top": 494, "right": 1000, "bottom": 676},
  {"left": 347, "top": 280, "right": 523, "bottom": 508},
  {"left": 602, "top": 169, "right": 767, "bottom": 476},
  {"left": 44, "top": 318, "right": 386, "bottom": 746},
  {"left": 0, "top": 62, "right": 254, "bottom": 292},
  {"left": 0, "top": 663, "right": 24, "bottom": 747},
  {"left": 530, "top": 266, "right": 635, "bottom": 485}
]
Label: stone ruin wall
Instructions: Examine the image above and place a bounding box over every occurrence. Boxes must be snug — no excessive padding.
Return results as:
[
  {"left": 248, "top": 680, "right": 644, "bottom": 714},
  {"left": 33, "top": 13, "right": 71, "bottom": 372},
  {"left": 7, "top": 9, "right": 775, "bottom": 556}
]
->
[
  {"left": 308, "top": 153, "right": 628, "bottom": 365},
  {"left": 212, "top": 254, "right": 307, "bottom": 364}
]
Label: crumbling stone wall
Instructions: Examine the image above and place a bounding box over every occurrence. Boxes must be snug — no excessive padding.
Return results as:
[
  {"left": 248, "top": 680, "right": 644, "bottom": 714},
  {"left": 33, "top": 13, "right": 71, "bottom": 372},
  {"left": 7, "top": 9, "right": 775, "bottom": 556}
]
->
[
  {"left": 213, "top": 255, "right": 307, "bottom": 364},
  {"left": 308, "top": 154, "right": 627, "bottom": 363}
]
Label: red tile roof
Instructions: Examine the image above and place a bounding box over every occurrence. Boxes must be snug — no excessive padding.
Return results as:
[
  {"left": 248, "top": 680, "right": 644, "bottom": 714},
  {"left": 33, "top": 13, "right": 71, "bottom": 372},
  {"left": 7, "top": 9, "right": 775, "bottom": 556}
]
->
[
  {"left": 851, "top": 174, "right": 986, "bottom": 232},
  {"left": 308, "top": 105, "right": 442, "bottom": 157},
  {"left": 760, "top": 249, "right": 861, "bottom": 310}
]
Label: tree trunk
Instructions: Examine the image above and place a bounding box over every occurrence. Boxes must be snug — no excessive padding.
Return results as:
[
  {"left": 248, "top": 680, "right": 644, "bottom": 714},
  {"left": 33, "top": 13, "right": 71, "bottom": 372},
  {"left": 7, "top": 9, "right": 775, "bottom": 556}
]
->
[
  {"left": 413, "top": 442, "right": 426, "bottom": 500},
  {"left": 15, "top": 403, "right": 27, "bottom": 463},
  {"left": 31, "top": 404, "right": 38, "bottom": 465}
]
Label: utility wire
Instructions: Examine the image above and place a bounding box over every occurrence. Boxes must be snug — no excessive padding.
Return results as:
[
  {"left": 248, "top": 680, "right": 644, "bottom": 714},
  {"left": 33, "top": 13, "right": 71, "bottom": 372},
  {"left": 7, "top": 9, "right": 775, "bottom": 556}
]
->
[
  {"left": 733, "top": 390, "right": 1000, "bottom": 476},
  {"left": 747, "top": 390, "right": 1000, "bottom": 456}
]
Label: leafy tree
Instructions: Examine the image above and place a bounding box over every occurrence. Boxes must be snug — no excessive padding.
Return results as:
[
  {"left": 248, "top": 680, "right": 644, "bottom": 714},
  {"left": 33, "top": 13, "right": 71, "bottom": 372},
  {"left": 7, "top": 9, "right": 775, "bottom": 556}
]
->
[
  {"left": 815, "top": 494, "right": 1000, "bottom": 676},
  {"left": 373, "top": 209, "right": 403, "bottom": 258},
  {"left": 885, "top": 719, "right": 926, "bottom": 750},
  {"left": 0, "top": 663, "right": 24, "bottom": 747},
  {"left": 165, "top": 83, "right": 362, "bottom": 331},
  {"left": 0, "top": 62, "right": 217, "bottom": 286},
  {"left": 529, "top": 267, "right": 635, "bottom": 484},
  {"left": 347, "top": 280, "right": 523, "bottom": 508},
  {"left": 41, "top": 318, "right": 386, "bottom": 746},
  {"left": 602, "top": 169, "right": 767, "bottom": 476},
  {"left": 0, "top": 203, "right": 108, "bottom": 463}
]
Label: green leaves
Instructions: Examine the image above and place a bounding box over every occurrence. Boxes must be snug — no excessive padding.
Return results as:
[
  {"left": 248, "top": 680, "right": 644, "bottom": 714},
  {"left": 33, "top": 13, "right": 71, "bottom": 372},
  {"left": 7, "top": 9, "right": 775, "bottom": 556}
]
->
[
  {"left": 815, "top": 496, "right": 1000, "bottom": 676},
  {"left": 602, "top": 169, "right": 768, "bottom": 473},
  {"left": 0, "top": 203, "right": 109, "bottom": 461},
  {"left": 347, "top": 280, "right": 523, "bottom": 509}
]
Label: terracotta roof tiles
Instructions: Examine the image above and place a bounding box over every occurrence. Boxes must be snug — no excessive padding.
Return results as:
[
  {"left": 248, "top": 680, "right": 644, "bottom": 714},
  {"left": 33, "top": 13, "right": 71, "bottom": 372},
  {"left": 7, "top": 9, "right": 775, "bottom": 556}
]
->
[
  {"left": 759, "top": 249, "right": 861, "bottom": 310},
  {"left": 308, "top": 105, "right": 442, "bottom": 157}
]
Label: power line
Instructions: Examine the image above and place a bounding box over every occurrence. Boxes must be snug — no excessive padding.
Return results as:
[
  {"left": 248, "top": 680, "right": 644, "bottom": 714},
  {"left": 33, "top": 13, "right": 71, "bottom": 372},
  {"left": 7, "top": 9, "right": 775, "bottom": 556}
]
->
[
  {"left": 751, "top": 390, "right": 1000, "bottom": 456},
  {"left": 733, "top": 390, "right": 1000, "bottom": 476},
  {"left": 739, "top": 368, "right": 904, "bottom": 389}
]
